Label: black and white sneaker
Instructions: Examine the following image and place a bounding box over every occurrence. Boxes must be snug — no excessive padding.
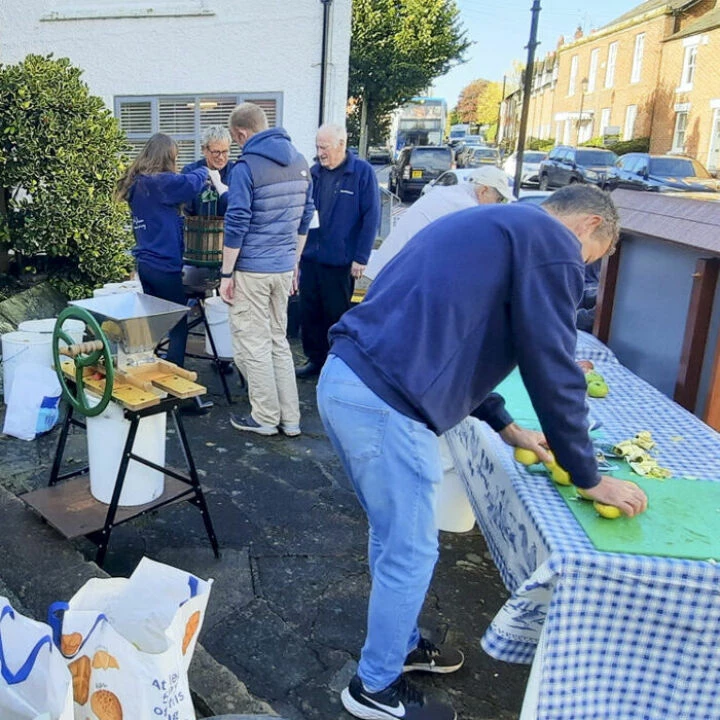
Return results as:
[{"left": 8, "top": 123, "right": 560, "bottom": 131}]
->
[
  {"left": 341, "top": 674, "right": 456, "bottom": 720},
  {"left": 403, "top": 637, "right": 464, "bottom": 674}
]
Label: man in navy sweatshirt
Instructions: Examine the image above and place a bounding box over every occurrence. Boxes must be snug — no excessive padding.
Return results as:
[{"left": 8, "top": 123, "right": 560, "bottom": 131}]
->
[
  {"left": 295, "top": 124, "right": 380, "bottom": 378},
  {"left": 219, "top": 103, "right": 314, "bottom": 437},
  {"left": 317, "top": 185, "right": 648, "bottom": 720}
]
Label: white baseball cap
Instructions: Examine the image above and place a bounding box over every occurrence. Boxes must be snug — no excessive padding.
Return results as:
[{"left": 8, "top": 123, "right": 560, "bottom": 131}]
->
[{"left": 466, "top": 166, "right": 514, "bottom": 202}]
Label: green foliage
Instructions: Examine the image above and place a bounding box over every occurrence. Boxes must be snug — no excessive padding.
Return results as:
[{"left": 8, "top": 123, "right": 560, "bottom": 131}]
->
[
  {"left": 349, "top": 0, "right": 469, "bottom": 143},
  {"left": 607, "top": 137, "right": 651, "bottom": 155},
  {"left": 0, "top": 54, "right": 133, "bottom": 298},
  {"left": 347, "top": 104, "right": 392, "bottom": 147},
  {"left": 526, "top": 137, "right": 554, "bottom": 151},
  {"left": 579, "top": 136, "right": 607, "bottom": 148}
]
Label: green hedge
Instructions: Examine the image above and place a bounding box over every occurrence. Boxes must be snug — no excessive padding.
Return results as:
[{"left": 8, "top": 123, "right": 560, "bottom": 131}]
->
[
  {"left": 607, "top": 137, "right": 650, "bottom": 155},
  {"left": 0, "top": 55, "right": 133, "bottom": 298}
]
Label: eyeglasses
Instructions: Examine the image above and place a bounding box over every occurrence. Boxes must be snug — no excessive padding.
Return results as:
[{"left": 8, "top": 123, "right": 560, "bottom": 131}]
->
[{"left": 206, "top": 149, "right": 229, "bottom": 158}]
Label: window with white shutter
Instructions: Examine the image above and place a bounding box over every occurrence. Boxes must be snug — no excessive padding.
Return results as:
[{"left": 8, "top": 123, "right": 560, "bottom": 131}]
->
[
  {"left": 605, "top": 42, "right": 618, "bottom": 89},
  {"left": 114, "top": 93, "right": 283, "bottom": 164}
]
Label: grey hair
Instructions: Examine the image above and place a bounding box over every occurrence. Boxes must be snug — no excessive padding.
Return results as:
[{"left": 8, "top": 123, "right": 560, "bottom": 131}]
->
[
  {"left": 229, "top": 102, "right": 269, "bottom": 133},
  {"left": 201, "top": 125, "right": 231, "bottom": 148},
  {"left": 317, "top": 123, "right": 347, "bottom": 147},
  {"left": 541, "top": 184, "right": 620, "bottom": 250}
]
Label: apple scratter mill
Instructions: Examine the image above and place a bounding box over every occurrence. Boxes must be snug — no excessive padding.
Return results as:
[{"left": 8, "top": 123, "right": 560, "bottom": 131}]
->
[{"left": 22, "top": 293, "right": 220, "bottom": 568}]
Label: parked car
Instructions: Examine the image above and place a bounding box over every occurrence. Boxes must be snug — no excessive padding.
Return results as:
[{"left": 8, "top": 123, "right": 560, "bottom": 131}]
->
[
  {"left": 420, "top": 168, "right": 479, "bottom": 195},
  {"left": 503, "top": 151, "right": 547, "bottom": 187},
  {"left": 388, "top": 145, "right": 455, "bottom": 201},
  {"left": 455, "top": 137, "right": 486, "bottom": 166},
  {"left": 603, "top": 153, "right": 720, "bottom": 193},
  {"left": 367, "top": 145, "right": 393, "bottom": 165},
  {"left": 538, "top": 146, "right": 618, "bottom": 190},
  {"left": 465, "top": 146, "right": 502, "bottom": 169}
]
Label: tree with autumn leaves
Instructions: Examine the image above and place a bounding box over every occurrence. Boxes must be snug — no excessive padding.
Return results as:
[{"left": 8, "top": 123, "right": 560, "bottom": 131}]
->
[{"left": 453, "top": 79, "right": 505, "bottom": 140}]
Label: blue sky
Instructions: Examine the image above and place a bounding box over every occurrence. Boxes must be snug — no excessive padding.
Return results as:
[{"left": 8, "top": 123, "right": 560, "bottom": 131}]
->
[{"left": 432, "top": 0, "right": 638, "bottom": 107}]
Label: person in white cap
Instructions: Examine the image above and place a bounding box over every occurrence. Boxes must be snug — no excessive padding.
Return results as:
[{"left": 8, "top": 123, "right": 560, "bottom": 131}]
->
[{"left": 365, "top": 164, "right": 514, "bottom": 281}]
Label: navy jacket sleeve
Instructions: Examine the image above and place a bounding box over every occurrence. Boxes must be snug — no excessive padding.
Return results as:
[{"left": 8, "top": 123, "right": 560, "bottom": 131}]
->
[
  {"left": 158, "top": 168, "right": 208, "bottom": 206},
  {"left": 470, "top": 393, "right": 514, "bottom": 432},
  {"left": 511, "top": 259, "right": 600, "bottom": 488},
  {"left": 224, "top": 162, "right": 253, "bottom": 251},
  {"left": 354, "top": 165, "right": 381, "bottom": 265}
]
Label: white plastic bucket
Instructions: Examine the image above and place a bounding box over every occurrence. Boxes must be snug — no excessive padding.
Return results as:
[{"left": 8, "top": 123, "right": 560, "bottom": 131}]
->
[
  {"left": 93, "top": 281, "right": 142, "bottom": 297},
  {"left": 85, "top": 392, "right": 166, "bottom": 506},
  {"left": 1, "top": 331, "right": 53, "bottom": 401},
  {"left": 435, "top": 436, "right": 476, "bottom": 533},
  {"left": 204, "top": 295, "right": 233, "bottom": 358},
  {"left": 18, "top": 318, "right": 85, "bottom": 346}
]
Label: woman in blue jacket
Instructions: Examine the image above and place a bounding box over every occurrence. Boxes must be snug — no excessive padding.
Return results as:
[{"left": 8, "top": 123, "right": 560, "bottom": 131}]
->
[{"left": 116, "top": 133, "right": 208, "bottom": 367}]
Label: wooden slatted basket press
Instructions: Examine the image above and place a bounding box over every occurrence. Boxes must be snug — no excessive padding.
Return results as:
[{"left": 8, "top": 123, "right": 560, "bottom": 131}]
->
[{"left": 184, "top": 215, "right": 224, "bottom": 267}]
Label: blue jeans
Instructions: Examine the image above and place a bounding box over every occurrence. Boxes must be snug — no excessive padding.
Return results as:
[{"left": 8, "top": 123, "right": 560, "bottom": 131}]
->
[{"left": 317, "top": 354, "right": 442, "bottom": 691}]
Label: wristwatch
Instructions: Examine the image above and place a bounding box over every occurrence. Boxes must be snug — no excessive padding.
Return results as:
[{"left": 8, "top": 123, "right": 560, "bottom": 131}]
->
[{"left": 220, "top": 271, "right": 233, "bottom": 278}]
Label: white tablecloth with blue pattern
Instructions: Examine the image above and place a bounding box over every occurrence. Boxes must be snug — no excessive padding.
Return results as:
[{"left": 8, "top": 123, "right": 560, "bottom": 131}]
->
[{"left": 445, "top": 334, "right": 720, "bottom": 720}]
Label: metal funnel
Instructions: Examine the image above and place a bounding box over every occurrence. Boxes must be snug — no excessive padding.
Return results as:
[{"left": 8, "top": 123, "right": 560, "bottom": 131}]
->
[{"left": 70, "top": 293, "right": 189, "bottom": 355}]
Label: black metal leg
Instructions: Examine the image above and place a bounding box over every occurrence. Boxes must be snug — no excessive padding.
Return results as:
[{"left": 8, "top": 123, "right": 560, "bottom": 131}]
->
[
  {"left": 172, "top": 407, "right": 221, "bottom": 559},
  {"left": 49, "top": 406, "right": 74, "bottom": 486},
  {"left": 95, "top": 414, "right": 141, "bottom": 568}
]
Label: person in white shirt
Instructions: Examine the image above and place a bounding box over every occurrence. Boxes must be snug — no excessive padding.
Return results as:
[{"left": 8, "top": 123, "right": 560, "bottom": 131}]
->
[{"left": 365, "top": 164, "right": 514, "bottom": 280}]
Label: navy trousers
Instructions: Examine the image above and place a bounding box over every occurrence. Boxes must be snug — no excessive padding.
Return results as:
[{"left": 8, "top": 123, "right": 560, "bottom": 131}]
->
[{"left": 137, "top": 262, "right": 188, "bottom": 368}]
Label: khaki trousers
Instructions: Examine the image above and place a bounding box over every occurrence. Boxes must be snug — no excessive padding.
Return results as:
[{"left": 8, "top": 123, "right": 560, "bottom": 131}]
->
[{"left": 229, "top": 270, "right": 300, "bottom": 428}]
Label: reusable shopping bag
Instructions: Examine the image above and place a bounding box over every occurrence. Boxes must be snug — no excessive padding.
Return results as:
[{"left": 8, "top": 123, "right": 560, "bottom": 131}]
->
[
  {"left": 0, "top": 597, "right": 74, "bottom": 720},
  {"left": 49, "top": 557, "right": 213, "bottom": 720}
]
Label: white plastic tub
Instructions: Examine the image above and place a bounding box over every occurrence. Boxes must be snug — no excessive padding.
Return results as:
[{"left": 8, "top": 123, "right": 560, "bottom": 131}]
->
[
  {"left": 85, "top": 393, "right": 166, "bottom": 506},
  {"left": 1, "top": 331, "right": 53, "bottom": 401},
  {"left": 204, "top": 295, "right": 233, "bottom": 358}
]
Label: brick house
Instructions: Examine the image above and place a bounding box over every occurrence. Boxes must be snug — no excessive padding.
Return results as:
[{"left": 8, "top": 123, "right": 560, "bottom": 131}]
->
[{"left": 522, "top": 0, "right": 720, "bottom": 172}]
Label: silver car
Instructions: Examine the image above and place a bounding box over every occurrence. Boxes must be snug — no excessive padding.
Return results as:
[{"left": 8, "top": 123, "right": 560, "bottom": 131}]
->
[{"left": 503, "top": 151, "right": 547, "bottom": 188}]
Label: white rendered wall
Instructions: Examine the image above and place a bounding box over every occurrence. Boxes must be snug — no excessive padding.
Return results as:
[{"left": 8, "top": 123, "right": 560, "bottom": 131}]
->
[{"left": 0, "top": 0, "right": 351, "bottom": 160}]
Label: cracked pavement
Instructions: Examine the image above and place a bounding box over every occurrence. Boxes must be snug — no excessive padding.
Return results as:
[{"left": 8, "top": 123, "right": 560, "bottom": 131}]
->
[{"left": 0, "top": 337, "right": 530, "bottom": 719}]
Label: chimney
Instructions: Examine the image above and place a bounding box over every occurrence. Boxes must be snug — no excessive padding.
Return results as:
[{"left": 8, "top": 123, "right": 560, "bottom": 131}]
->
[
  {"left": 574, "top": 26, "right": 583, "bottom": 40},
  {"left": 557, "top": 35, "right": 565, "bottom": 47}
]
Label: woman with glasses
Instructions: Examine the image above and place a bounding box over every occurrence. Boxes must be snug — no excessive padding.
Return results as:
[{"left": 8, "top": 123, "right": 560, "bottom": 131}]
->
[
  {"left": 182, "top": 125, "right": 234, "bottom": 217},
  {"left": 116, "top": 133, "right": 209, "bottom": 369}
]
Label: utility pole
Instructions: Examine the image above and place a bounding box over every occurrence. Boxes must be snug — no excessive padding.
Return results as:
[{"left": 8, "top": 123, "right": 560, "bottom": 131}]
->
[
  {"left": 513, "top": 1, "right": 542, "bottom": 198},
  {"left": 496, "top": 75, "right": 507, "bottom": 144}
]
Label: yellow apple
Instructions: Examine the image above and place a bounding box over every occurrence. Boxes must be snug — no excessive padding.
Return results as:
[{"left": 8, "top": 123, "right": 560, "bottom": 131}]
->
[
  {"left": 545, "top": 462, "right": 572, "bottom": 486},
  {"left": 593, "top": 501, "right": 622, "bottom": 519},
  {"left": 576, "top": 487, "right": 593, "bottom": 500},
  {"left": 513, "top": 447, "right": 540, "bottom": 466}
]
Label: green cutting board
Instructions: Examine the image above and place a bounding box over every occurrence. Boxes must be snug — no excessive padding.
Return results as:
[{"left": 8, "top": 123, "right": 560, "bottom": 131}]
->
[
  {"left": 556, "top": 471, "right": 720, "bottom": 562},
  {"left": 495, "top": 369, "right": 720, "bottom": 561}
]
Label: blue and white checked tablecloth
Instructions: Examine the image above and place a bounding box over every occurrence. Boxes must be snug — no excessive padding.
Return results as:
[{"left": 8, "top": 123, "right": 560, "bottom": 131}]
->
[{"left": 445, "top": 344, "right": 720, "bottom": 720}]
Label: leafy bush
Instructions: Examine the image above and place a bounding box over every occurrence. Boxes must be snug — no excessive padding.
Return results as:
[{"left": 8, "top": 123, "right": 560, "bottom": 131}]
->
[
  {"left": 608, "top": 137, "right": 650, "bottom": 155},
  {"left": 0, "top": 54, "right": 133, "bottom": 298},
  {"left": 525, "top": 137, "right": 554, "bottom": 152},
  {"left": 579, "top": 136, "right": 607, "bottom": 148}
]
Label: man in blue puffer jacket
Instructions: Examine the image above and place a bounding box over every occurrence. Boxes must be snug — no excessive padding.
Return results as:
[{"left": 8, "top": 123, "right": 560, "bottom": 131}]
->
[{"left": 219, "top": 103, "right": 314, "bottom": 436}]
